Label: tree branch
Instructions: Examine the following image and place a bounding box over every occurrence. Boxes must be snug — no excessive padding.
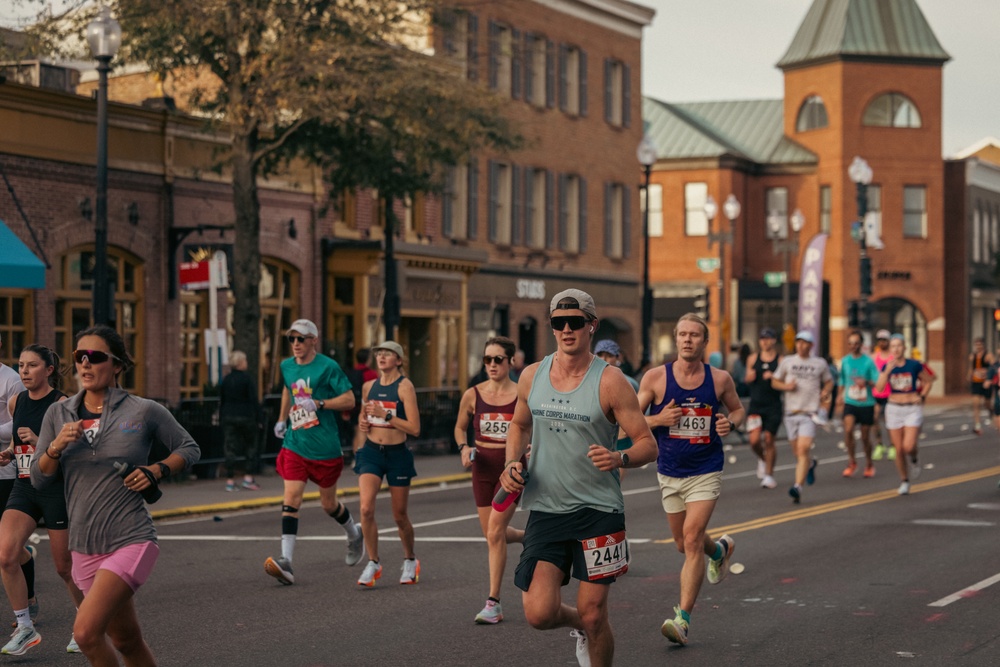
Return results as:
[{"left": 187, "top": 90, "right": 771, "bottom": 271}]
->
[{"left": 252, "top": 116, "right": 310, "bottom": 165}]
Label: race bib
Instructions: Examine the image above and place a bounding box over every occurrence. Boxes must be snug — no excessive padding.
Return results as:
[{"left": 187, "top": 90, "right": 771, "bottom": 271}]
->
[
  {"left": 973, "top": 368, "right": 987, "bottom": 382},
  {"left": 289, "top": 405, "right": 319, "bottom": 431},
  {"left": 367, "top": 400, "right": 398, "bottom": 429},
  {"left": 670, "top": 407, "right": 712, "bottom": 444},
  {"left": 478, "top": 412, "right": 513, "bottom": 443},
  {"left": 889, "top": 374, "right": 914, "bottom": 393},
  {"left": 847, "top": 384, "right": 868, "bottom": 402},
  {"left": 14, "top": 444, "right": 33, "bottom": 479},
  {"left": 745, "top": 414, "right": 762, "bottom": 432},
  {"left": 82, "top": 418, "right": 100, "bottom": 445},
  {"left": 580, "top": 530, "right": 628, "bottom": 581}
]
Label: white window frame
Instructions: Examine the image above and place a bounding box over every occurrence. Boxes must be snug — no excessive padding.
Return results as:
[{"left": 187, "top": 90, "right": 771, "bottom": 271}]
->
[
  {"left": 684, "top": 182, "right": 708, "bottom": 237},
  {"left": 903, "top": 185, "right": 927, "bottom": 239},
  {"left": 642, "top": 183, "right": 663, "bottom": 237}
]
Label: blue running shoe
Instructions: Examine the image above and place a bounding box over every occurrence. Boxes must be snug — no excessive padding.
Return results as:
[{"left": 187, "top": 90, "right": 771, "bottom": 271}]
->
[
  {"left": 789, "top": 485, "right": 801, "bottom": 504},
  {"left": 806, "top": 458, "right": 818, "bottom": 486}
]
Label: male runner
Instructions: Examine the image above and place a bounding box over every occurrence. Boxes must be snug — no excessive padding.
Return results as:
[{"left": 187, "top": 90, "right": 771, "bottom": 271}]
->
[
  {"left": 265, "top": 319, "right": 364, "bottom": 585},
  {"left": 871, "top": 330, "right": 893, "bottom": 460},
  {"left": 968, "top": 337, "right": 993, "bottom": 435},
  {"left": 744, "top": 328, "right": 783, "bottom": 489},
  {"left": 500, "top": 289, "right": 657, "bottom": 667},
  {"left": 637, "top": 313, "right": 744, "bottom": 646},
  {"left": 771, "top": 331, "right": 833, "bottom": 504},
  {"left": 836, "top": 330, "right": 879, "bottom": 478}
]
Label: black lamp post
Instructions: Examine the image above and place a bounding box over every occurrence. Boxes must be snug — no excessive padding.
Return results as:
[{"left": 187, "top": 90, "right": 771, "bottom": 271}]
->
[
  {"left": 86, "top": 6, "right": 121, "bottom": 326},
  {"left": 770, "top": 208, "right": 804, "bottom": 334},
  {"left": 637, "top": 134, "right": 657, "bottom": 368},
  {"left": 848, "top": 156, "right": 874, "bottom": 330}
]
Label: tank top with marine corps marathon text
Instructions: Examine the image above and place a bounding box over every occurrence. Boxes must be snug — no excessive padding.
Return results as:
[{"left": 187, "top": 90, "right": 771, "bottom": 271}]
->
[{"left": 522, "top": 354, "right": 622, "bottom": 514}]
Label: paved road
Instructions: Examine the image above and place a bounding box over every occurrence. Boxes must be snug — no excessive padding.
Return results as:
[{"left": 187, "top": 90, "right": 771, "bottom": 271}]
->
[{"left": 16, "top": 404, "right": 1000, "bottom": 665}]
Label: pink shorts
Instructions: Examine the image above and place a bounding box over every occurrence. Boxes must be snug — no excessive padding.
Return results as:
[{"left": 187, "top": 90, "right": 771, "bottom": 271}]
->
[
  {"left": 277, "top": 447, "right": 344, "bottom": 488},
  {"left": 72, "top": 542, "right": 159, "bottom": 594}
]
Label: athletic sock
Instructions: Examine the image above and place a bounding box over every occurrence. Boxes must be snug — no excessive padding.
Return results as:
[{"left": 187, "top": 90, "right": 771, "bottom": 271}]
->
[
  {"left": 281, "top": 515, "right": 298, "bottom": 562},
  {"left": 679, "top": 608, "right": 691, "bottom": 623},
  {"left": 13, "top": 607, "right": 32, "bottom": 630},
  {"left": 711, "top": 542, "right": 724, "bottom": 561},
  {"left": 330, "top": 503, "right": 360, "bottom": 538}
]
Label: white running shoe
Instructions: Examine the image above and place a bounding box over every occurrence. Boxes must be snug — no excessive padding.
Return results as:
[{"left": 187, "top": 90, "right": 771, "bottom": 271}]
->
[
  {"left": 756, "top": 459, "right": 766, "bottom": 480},
  {"left": 358, "top": 560, "right": 382, "bottom": 587},
  {"left": 909, "top": 459, "right": 921, "bottom": 481},
  {"left": 761, "top": 474, "right": 777, "bottom": 489},
  {"left": 263, "top": 556, "right": 294, "bottom": 585},
  {"left": 570, "top": 630, "right": 591, "bottom": 667},
  {"left": 474, "top": 599, "right": 503, "bottom": 624},
  {"left": 66, "top": 635, "right": 81, "bottom": 653},
  {"left": 2, "top": 626, "right": 40, "bottom": 655},
  {"left": 706, "top": 535, "right": 734, "bottom": 584},
  {"left": 345, "top": 529, "right": 364, "bottom": 567},
  {"left": 400, "top": 558, "right": 420, "bottom": 585},
  {"left": 898, "top": 481, "right": 910, "bottom": 495}
]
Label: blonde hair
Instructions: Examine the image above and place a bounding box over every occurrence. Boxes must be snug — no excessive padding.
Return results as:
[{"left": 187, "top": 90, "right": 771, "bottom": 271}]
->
[
  {"left": 230, "top": 350, "right": 247, "bottom": 366},
  {"left": 674, "top": 313, "right": 709, "bottom": 341}
]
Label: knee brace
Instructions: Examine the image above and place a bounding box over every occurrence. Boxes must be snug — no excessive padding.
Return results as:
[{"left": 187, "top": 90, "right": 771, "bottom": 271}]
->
[{"left": 281, "top": 505, "right": 299, "bottom": 514}]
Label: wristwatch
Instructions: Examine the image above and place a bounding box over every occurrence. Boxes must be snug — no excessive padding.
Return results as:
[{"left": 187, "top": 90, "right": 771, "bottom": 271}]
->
[
  {"left": 385, "top": 412, "right": 393, "bottom": 422},
  {"left": 620, "top": 452, "right": 630, "bottom": 468},
  {"left": 155, "top": 462, "right": 171, "bottom": 479},
  {"left": 318, "top": 399, "right": 325, "bottom": 410}
]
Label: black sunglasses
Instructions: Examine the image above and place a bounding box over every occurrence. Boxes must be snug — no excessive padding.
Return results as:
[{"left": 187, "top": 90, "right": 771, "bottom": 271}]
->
[
  {"left": 483, "top": 355, "right": 508, "bottom": 366},
  {"left": 287, "top": 335, "right": 313, "bottom": 344},
  {"left": 550, "top": 315, "right": 588, "bottom": 331},
  {"left": 73, "top": 349, "right": 119, "bottom": 365}
]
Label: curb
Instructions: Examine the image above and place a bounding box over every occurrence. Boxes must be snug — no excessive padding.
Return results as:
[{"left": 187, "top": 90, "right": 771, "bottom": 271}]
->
[{"left": 151, "top": 472, "right": 473, "bottom": 520}]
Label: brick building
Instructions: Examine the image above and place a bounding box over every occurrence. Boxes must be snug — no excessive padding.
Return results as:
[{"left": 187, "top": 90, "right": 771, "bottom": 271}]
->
[{"left": 641, "top": 0, "right": 951, "bottom": 393}]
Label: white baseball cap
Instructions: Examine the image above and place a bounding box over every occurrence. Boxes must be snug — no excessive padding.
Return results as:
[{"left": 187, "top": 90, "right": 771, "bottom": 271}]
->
[{"left": 287, "top": 319, "right": 319, "bottom": 337}]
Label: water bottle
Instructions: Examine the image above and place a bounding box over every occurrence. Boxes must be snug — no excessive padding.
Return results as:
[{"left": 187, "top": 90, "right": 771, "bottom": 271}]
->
[
  {"left": 113, "top": 461, "right": 163, "bottom": 504},
  {"left": 492, "top": 468, "right": 529, "bottom": 512}
]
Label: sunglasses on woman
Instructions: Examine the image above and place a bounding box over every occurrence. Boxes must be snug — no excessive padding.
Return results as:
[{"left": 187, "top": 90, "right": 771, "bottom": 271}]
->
[
  {"left": 483, "top": 355, "right": 509, "bottom": 366},
  {"left": 550, "top": 315, "right": 588, "bottom": 331},
  {"left": 73, "top": 349, "right": 119, "bottom": 365}
]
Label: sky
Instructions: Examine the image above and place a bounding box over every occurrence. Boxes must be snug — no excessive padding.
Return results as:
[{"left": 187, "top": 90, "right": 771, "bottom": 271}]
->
[{"left": 641, "top": 0, "right": 1000, "bottom": 157}]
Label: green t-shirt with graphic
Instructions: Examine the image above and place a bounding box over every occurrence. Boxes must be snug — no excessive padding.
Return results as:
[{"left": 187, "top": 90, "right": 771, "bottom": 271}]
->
[{"left": 280, "top": 354, "right": 352, "bottom": 460}]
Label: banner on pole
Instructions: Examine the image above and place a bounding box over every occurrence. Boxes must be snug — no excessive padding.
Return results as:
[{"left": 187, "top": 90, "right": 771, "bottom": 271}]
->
[{"left": 796, "top": 233, "right": 828, "bottom": 356}]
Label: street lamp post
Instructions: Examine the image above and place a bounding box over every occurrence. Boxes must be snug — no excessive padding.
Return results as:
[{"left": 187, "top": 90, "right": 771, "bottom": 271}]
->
[
  {"left": 706, "top": 194, "right": 740, "bottom": 356},
  {"left": 637, "top": 135, "right": 658, "bottom": 369},
  {"left": 86, "top": 6, "right": 121, "bottom": 326},
  {"left": 848, "top": 156, "right": 874, "bottom": 330},
  {"left": 770, "top": 208, "right": 804, "bottom": 334}
]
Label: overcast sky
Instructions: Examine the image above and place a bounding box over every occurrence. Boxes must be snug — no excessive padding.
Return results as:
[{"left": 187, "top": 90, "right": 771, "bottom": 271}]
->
[{"left": 641, "top": 0, "right": 1000, "bottom": 157}]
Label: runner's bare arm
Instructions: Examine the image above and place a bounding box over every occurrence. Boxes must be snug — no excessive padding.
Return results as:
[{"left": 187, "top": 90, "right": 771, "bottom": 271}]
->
[
  {"left": 358, "top": 379, "right": 375, "bottom": 433},
  {"left": 323, "top": 388, "right": 355, "bottom": 412},
  {"left": 277, "top": 386, "right": 291, "bottom": 423},
  {"left": 638, "top": 365, "right": 679, "bottom": 429},
  {"left": 453, "top": 388, "right": 475, "bottom": 443},
  {"left": 593, "top": 368, "right": 657, "bottom": 471},
  {"left": 744, "top": 353, "right": 758, "bottom": 382},
  {"left": 713, "top": 369, "right": 745, "bottom": 435},
  {"left": 388, "top": 379, "right": 421, "bottom": 438},
  {"left": 500, "top": 363, "right": 537, "bottom": 493}
]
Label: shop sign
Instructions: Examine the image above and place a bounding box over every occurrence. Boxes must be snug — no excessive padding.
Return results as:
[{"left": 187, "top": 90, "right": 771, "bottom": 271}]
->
[{"left": 516, "top": 279, "right": 546, "bottom": 300}]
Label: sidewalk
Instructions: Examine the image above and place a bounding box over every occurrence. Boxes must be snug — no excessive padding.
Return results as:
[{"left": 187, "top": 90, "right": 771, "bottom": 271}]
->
[{"left": 151, "top": 451, "right": 470, "bottom": 520}]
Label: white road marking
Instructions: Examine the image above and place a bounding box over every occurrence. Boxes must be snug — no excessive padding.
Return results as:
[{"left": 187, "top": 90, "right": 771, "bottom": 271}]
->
[
  {"left": 928, "top": 572, "right": 1000, "bottom": 607},
  {"left": 911, "top": 519, "right": 994, "bottom": 527},
  {"left": 968, "top": 503, "right": 1000, "bottom": 510}
]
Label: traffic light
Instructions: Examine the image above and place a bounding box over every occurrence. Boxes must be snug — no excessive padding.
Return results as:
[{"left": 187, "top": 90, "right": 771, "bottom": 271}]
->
[
  {"left": 848, "top": 301, "right": 860, "bottom": 327},
  {"left": 859, "top": 256, "right": 872, "bottom": 297},
  {"left": 693, "top": 288, "right": 710, "bottom": 321}
]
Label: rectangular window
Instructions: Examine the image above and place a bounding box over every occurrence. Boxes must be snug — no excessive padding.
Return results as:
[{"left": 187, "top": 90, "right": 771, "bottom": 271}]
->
[
  {"left": 684, "top": 182, "right": 708, "bottom": 236},
  {"left": 488, "top": 161, "right": 513, "bottom": 245},
  {"left": 819, "top": 185, "right": 831, "bottom": 234},
  {"left": 866, "top": 184, "right": 882, "bottom": 240},
  {"left": 903, "top": 185, "right": 927, "bottom": 238},
  {"left": 466, "top": 14, "right": 478, "bottom": 82},
  {"left": 604, "top": 182, "right": 630, "bottom": 259},
  {"left": 973, "top": 205, "right": 982, "bottom": 263},
  {"left": 488, "top": 22, "right": 513, "bottom": 96},
  {"left": 603, "top": 59, "right": 630, "bottom": 127},
  {"left": 559, "top": 174, "right": 582, "bottom": 254},
  {"left": 527, "top": 168, "right": 547, "bottom": 249},
  {"left": 558, "top": 45, "right": 585, "bottom": 115},
  {"left": 765, "top": 187, "right": 789, "bottom": 239},
  {"left": 524, "top": 34, "right": 546, "bottom": 106},
  {"left": 0, "top": 293, "right": 29, "bottom": 368},
  {"left": 337, "top": 188, "right": 357, "bottom": 229},
  {"left": 642, "top": 183, "right": 663, "bottom": 237}
]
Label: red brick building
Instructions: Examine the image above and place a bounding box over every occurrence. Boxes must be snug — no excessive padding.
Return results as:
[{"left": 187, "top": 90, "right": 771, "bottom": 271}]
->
[{"left": 642, "top": 0, "right": 951, "bottom": 392}]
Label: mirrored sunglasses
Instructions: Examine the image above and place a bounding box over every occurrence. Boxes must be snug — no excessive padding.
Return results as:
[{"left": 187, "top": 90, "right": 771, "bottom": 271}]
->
[{"left": 73, "top": 349, "right": 119, "bottom": 365}]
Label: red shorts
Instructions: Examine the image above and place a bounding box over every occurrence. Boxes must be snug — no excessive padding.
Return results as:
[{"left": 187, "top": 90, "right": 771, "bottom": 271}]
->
[{"left": 277, "top": 448, "right": 344, "bottom": 488}]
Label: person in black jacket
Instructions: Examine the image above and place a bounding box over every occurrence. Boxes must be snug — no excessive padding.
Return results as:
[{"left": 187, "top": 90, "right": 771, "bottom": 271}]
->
[{"left": 220, "top": 351, "right": 262, "bottom": 491}]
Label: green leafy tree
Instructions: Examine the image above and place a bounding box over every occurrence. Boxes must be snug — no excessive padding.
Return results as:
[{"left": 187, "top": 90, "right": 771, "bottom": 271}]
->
[{"left": 10, "top": 0, "right": 519, "bottom": 382}]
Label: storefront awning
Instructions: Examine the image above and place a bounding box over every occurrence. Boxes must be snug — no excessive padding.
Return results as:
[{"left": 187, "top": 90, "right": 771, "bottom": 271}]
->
[{"left": 0, "top": 220, "right": 45, "bottom": 289}]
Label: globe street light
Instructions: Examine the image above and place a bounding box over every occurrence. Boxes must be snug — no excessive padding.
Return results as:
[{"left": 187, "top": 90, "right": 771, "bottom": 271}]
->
[
  {"left": 86, "top": 6, "right": 122, "bottom": 325},
  {"left": 770, "top": 208, "right": 804, "bottom": 335},
  {"left": 848, "top": 156, "right": 874, "bottom": 329},
  {"left": 637, "top": 134, "right": 658, "bottom": 368},
  {"left": 707, "top": 193, "right": 739, "bottom": 355}
]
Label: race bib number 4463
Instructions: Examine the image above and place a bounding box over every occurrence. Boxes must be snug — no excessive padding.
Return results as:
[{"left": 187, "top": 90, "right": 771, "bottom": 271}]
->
[{"left": 580, "top": 530, "right": 628, "bottom": 581}]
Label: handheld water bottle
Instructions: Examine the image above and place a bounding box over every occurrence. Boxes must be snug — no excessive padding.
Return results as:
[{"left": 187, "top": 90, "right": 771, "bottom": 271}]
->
[{"left": 492, "top": 468, "right": 529, "bottom": 512}]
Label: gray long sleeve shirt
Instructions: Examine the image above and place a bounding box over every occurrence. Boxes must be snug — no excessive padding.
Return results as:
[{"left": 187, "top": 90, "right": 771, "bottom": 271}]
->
[{"left": 30, "top": 388, "right": 200, "bottom": 554}]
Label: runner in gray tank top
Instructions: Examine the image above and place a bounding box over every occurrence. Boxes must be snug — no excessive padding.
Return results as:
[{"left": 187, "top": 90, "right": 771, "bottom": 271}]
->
[{"left": 499, "top": 289, "right": 657, "bottom": 667}]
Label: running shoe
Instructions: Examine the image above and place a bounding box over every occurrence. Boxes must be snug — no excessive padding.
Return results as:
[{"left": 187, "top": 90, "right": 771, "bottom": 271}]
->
[
  {"left": 241, "top": 480, "right": 261, "bottom": 491},
  {"left": 974, "top": 425, "right": 982, "bottom": 435},
  {"left": 345, "top": 529, "right": 364, "bottom": 567},
  {"left": 706, "top": 535, "right": 734, "bottom": 585},
  {"left": 806, "top": 458, "right": 818, "bottom": 485},
  {"left": 811, "top": 409, "right": 829, "bottom": 428},
  {"left": 400, "top": 558, "right": 420, "bottom": 585},
  {"left": 67, "top": 635, "right": 81, "bottom": 653},
  {"left": 898, "top": 481, "right": 910, "bottom": 495},
  {"left": 761, "top": 475, "right": 777, "bottom": 489},
  {"left": 225, "top": 482, "right": 238, "bottom": 492},
  {"left": 887, "top": 446, "right": 896, "bottom": 461},
  {"left": 756, "top": 459, "right": 766, "bottom": 480},
  {"left": 570, "top": 629, "right": 591, "bottom": 666},
  {"left": 661, "top": 607, "right": 689, "bottom": 646},
  {"left": 2, "top": 626, "right": 40, "bottom": 655},
  {"left": 872, "top": 444, "right": 885, "bottom": 461},
  {"left": 475, "top": 599, "right": 503, "bottom": 625},
  {"left": 910, "top": 459, "right": 921, "bottom": 481},
  {"left": 842, "top": 462, "right": 857, "bottom": 478},
  {"left": 789, "top": 485, "right": 801, "bottom": 504},
  {"left": 264, "top": 556, "right": 294, "bottom": 585},
  {"left": 358, "top": 560, "right": 382, "bottom": 587},
  {"left": 863, "top": 465, "right": 876, "bottom": 478}
]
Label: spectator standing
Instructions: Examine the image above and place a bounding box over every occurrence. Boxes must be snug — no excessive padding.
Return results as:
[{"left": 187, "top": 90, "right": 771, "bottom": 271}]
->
[{"left": 219, "top": 350, "right": 262, "bottom": 491}]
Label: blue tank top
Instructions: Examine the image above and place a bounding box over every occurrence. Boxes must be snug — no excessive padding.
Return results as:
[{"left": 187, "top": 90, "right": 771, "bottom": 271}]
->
[
  {"left": 887, "top": 359, "right": 924, "bottom": 395},
  {"left": 650, "top": 363, "right": 724, "bottom": 477},
  {"left": 366, "top": 375, "right": 407, "bottom": 429}
]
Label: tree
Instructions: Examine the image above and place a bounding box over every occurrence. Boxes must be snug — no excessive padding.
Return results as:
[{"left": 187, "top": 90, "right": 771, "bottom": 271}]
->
[{"left": 12, "top": 0, "right": 520, "bottom": 383}]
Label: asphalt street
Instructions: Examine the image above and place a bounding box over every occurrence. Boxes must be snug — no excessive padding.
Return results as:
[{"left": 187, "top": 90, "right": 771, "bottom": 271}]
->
[{"left": 12, "top": 403, "right": 1000, "bottom": 666}]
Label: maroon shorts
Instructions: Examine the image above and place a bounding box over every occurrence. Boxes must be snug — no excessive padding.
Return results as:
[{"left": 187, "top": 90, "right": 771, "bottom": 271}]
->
[
  {"left": 277, "top": 448, "right": 344, "bottom": 489},
  {"left": 471, "top": 445, "right": 526, "bottom": 508}
]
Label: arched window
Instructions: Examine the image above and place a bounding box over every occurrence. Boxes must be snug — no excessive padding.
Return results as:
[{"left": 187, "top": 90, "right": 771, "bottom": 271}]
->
[
  {"left": 863, "top": 93, "right": 922, "bottom": 128},
  {"left": 56, "top": 247, "right": 144, "bottom": 393},
  {"left": 796, "top": 95, "right": 828, "bottom": 132}
]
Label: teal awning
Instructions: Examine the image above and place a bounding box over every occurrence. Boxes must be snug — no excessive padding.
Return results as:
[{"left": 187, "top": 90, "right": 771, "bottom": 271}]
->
[{"left": 0, "top": 220, "right": 45, "bottom": 289}]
